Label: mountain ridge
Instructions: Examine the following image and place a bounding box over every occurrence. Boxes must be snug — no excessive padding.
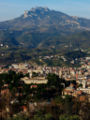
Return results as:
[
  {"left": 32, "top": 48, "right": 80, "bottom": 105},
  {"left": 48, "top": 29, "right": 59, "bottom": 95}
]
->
[{"left": 0, "top": 7, "right": 90, "bottom": 32}]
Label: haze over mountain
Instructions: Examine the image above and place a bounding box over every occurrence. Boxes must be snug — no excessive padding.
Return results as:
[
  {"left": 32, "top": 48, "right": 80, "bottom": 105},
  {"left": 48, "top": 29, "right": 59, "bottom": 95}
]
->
[{"left": 0, "top": 7, "right": 90, "bottom": 64}]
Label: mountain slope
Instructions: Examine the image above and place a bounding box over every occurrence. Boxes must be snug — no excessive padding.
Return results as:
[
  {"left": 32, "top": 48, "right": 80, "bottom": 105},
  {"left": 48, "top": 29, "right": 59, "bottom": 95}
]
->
[
  {"left": 0, "top": 7, "right": 90, "bottom": 64},
  {"left": 0, "top": 30, "right": 90, "bottom": 64},
  {"left": 0, "top": 7, "right": 90, "bottom": 33}
]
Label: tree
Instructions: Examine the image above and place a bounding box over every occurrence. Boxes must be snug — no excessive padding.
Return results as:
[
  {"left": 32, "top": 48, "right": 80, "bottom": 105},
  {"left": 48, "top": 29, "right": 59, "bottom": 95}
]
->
[
  {"left": 63, "top": 95, "right": 73, "bottom": 114},
  {"left": 45, "top": 113, "right": 54, "bottom": 120},
  {"left": 32, "top": 72, "right": 39, "bottom": 77},
  {"left": 59, "top": 114, "right": 80, "bottom": 120},
  {"left": 79, "top": 102, "right": 90, "bottom": 120},
  {"left": 47, "top": 73, "right": 63, "bottom": 94},
  {"left": 8, "top": 114, "right": 29, "bottom": 120}
]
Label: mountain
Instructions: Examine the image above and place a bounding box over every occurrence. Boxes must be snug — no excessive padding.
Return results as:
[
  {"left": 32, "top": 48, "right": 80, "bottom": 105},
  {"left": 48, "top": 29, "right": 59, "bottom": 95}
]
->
[
  {"left": 0, "top": 7, "right": 90, "bottom": 33},
  {"left": 0, "top": 7, "right": 90, "bottom": 64}
]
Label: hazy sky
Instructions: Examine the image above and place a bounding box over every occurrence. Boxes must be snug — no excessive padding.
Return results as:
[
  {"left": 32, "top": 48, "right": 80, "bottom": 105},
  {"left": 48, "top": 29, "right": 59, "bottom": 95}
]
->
[{"left": 0, "top": 0, "right": 90, "bottom": 21}]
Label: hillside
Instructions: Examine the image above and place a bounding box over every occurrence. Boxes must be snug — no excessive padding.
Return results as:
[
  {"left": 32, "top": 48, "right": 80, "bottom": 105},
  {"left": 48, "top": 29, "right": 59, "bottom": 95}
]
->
[
  {"left": 0, "top": 7, "right": 90, "bottom": 64},
  {"left": 0, "top": 30, "right": 90, "bottom": 64}
]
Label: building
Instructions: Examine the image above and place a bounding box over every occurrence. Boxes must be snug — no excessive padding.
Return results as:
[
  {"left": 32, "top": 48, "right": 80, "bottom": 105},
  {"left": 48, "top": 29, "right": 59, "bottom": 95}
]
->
[{"left": 21, "top": 77, "right": 48, "bottom": 84}]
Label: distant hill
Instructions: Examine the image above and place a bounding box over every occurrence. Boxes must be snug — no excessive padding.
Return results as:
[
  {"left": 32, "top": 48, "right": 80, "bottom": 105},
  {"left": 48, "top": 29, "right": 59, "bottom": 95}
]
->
[{"left": 0, "top": 7, "right": 90, "bottom": 64}]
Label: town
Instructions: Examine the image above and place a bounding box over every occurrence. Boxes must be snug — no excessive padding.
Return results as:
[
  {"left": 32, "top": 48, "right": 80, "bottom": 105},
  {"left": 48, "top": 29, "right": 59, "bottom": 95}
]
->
[
  {"left": 1, "top": 55, "right": 90, "bottom": 95},
  {"left": 0, "top": 55, "right": 90, "bottom": 120}
]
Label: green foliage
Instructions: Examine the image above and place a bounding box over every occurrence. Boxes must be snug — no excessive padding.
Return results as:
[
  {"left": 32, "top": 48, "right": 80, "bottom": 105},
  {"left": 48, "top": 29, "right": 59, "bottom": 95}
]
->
[
  {"left": 33, "top": 112, "right": 54, "bottom": 120},
  {"left": 8, "top": 114, "right": 29, "bottom": 120},
  {"left": 65, "top": 50, "right": 87, "bottom": 60},
  {"left": 47, "top": 74, "right": 63, "bottom": 95},
  {"left": 59, "top": 114, "right": 80, "bottom": 120},
  {"left": 32, "top": 72, "right": 39, "bottom": 77},
  {"left": 47, "top": 74, "right": 61, "bottom": 87},
  {"left": 63, "top": 95, "right": 74, "bottom": 114},
  {"left": 54, "top": 96, "right": 64, "bottom": 104},
  {"left": 0, "top": 70, "right": 31, "bottom": 104},
  {"left": 45, "top": 113, "right": 53, "bottom": 120}
]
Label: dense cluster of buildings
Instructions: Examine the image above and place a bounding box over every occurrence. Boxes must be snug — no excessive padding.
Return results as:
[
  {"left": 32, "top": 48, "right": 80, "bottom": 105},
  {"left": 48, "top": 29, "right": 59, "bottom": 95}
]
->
[{"left": 0, "top": 56, "right": 90, "bottom": 101}]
